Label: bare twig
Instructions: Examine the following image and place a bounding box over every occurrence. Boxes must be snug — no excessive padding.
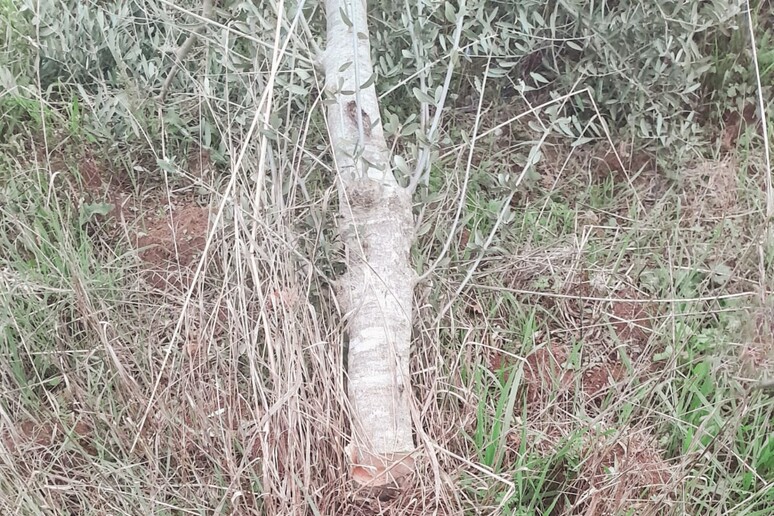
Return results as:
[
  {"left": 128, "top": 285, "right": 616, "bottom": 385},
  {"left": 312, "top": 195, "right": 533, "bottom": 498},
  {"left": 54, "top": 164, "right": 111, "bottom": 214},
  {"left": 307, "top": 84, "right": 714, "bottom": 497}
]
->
[
  {"left": 407, "top": 4, "right": 466, "bottom": 194},
  {"left": 744, "top": 0, "right": 773, "bottom": 304},
  {"left": 158, "top": 0, "right": 215, "bottom": 103},
  {"left": 745, "top": 0, "right": 772, "bottom": 220}
]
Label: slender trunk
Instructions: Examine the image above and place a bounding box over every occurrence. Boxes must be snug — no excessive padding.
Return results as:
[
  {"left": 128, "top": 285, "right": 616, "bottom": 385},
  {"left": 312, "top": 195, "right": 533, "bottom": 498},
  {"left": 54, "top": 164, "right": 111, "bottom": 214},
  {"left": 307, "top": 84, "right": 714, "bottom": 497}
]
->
[{"left": 321, "top": 0, "right": 416, "bottom": 486}]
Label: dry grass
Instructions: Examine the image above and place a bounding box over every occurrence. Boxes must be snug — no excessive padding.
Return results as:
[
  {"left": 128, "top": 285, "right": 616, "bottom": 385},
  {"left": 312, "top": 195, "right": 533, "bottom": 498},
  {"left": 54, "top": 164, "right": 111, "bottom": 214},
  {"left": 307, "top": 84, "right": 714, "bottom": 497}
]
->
[
  {"left": 1, "top": 2, "right": 774, "bottom": 514},
  {"left": 2, "top": 98, "right": 774, "bottom": 516}
]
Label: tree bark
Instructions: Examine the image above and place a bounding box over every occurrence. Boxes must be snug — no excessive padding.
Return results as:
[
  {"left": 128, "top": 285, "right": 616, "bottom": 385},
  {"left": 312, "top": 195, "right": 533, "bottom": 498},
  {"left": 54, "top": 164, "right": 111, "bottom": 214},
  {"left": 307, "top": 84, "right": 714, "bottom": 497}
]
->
[{"left": 321, "top": 0, "right": 416, "bottom": 486}]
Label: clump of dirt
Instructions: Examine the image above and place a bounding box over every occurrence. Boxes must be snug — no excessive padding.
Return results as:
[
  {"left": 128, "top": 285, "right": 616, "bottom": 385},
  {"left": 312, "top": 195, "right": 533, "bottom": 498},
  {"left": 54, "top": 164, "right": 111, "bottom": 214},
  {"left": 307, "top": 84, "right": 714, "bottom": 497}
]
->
[
  {"left": 720, "top": 103, "right": 761, "bottom": 152},
  {"left": 506, "top": 419, "right": 676, "bottom": 514},
  {"left": 680, "top": 157, "right": 739, "bottom": 218},
  {"left": 487, "top": 242, "right": 662, "bottom": 411},
  {"left": 2, "top": 417, "right": 94, "bottom": 455},
  {"left": 569, "top": 427, "right": 675, "bottom": 515},
  {"left": 2, "top": 415, "right": 99, "bottom": 511},
  {"left": 739, "top": 303, "right": 774, "bottom": 382},
  {"left": 593, "top": 143, "right": 655, "bottom": 178},
  {"left": 135, "top": 203, "right": 211, "bottom": 289},
  {"left": 588, "top": 143, "right": 669, "bottom": 208},
  {"left": 35, "top": 145, "right": 133, "bottom": 227},
  {"left": 486, "top": 251, "right": 674, "bottom": 514},
  {"left": 610, "top": 287, "right": 652, "bottom": 349},
  {"left": 521, "top": 343, "right": 573, "bottom": 404},
  {"left": 518, "top": 274, "right": 657, "bottom": 403},
  {"left": 59, "top": 145, "right": 216, "bottom": 291}
]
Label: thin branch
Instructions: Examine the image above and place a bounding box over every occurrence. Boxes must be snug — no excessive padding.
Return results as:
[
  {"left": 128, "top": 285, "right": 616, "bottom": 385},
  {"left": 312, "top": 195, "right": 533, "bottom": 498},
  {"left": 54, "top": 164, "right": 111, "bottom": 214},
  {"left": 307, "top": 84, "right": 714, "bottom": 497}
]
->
[
  {"left": 745, "top": 0, "right": 772, "bottom": 220},
  {"left": 158, "top": 0, "right": 215, "bottom": 103},
  {"left": 407, "top": 5, "right": 466, "bottom": 194}
]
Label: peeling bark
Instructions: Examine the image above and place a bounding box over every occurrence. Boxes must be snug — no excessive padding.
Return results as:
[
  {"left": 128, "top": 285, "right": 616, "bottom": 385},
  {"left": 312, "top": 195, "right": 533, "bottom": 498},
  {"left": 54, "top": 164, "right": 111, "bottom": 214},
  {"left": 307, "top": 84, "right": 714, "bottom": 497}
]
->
[{"left": 321, "top": 0, "right": 416, "bottom": 486}]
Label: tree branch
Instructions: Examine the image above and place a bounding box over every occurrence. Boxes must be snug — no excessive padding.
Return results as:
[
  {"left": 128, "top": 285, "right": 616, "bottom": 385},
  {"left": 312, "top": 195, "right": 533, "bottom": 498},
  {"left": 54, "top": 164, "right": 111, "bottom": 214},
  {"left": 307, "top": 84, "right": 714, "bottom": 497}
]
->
[{"left": 158, "top": 0, "right": 215, "bottom": 103}]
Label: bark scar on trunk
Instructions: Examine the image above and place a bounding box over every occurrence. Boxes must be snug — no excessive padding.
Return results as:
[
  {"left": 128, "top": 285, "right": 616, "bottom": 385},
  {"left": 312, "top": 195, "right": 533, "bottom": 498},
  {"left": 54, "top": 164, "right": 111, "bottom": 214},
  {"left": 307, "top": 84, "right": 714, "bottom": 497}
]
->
[
  {"left": 346, "top": 100, "right": 372, "bottom": 137},
  {"left": 345, "top": 178, "right": 382, "bottom": 210}
]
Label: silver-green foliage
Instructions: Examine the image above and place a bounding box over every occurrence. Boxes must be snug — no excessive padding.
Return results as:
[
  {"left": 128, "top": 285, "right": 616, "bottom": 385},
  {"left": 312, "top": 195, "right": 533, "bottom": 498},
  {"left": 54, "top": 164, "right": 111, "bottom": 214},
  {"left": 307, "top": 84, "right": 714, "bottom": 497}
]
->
[
  {"left": 369, "top": 0, "right": 748, "bottom": 147},
  {"left": 0, "top": 0, "right": 762, "bottom": 152},
  {"left": 4, "top": 0, "right": 306, "bottom": 154}
]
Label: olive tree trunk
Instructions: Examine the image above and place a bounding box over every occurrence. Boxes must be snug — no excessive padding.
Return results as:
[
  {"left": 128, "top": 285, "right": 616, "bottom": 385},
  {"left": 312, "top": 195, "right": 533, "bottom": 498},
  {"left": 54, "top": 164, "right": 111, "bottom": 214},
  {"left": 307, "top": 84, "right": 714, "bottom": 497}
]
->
[{"left": 321, "top": 0, "right": 417, "bottom": 486}]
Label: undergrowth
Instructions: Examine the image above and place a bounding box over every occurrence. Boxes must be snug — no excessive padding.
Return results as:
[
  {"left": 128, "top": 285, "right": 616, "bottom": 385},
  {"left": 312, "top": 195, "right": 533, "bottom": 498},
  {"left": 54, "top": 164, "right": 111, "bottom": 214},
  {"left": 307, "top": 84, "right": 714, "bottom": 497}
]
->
[{"left": 1, "top": 0, "right": 773, "bottom": 514}]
